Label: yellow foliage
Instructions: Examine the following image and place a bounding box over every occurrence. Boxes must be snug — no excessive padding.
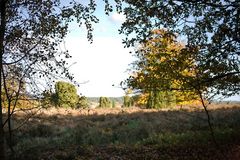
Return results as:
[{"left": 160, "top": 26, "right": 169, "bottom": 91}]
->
[
  {"left": 173, "top": 91, "right": 200, "bottom": 105},
  {"left": 134, "top": 93, "right": 149, "bottom": 106},
  {"left": 129, "top": 29, "right": 201, "bottom": 105}
]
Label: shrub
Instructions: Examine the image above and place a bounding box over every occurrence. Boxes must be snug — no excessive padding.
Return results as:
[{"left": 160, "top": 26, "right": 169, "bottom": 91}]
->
[
  {"left": 99, "top": 97, "right": 112, "bottom": 108},
  {"left": 55, "top": 81, "right": 78, "bottom": 108},
  {"left": 123, "top": 95, "right": 134, "bottom": 107},
  {"left": 76, "top": 96, "right": 89, "bottom": 109},
  {"left": 41, "top": 90, "right": 58, "bottom": 107},
  {"left": 112, "top": 100, "right": 116, "bottom": 108}
]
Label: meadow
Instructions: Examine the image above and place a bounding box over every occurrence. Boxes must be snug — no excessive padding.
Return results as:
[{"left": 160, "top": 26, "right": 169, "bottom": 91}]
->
[{"left": 6, "top": 103, "right": 240, "bottom": 160}]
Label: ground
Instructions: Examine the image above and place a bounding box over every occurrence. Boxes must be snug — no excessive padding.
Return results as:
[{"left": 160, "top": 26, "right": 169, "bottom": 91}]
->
[{"left": 4, "top": 104, "right": 240, "bottom": 160}]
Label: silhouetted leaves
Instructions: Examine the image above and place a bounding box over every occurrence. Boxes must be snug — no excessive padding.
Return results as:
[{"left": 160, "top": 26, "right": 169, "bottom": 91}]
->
[{"left": 120, "top": 0, "right": 240, "bottom": 100}]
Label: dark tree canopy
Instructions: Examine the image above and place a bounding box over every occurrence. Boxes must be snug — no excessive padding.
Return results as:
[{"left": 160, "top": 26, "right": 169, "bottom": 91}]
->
[
  {"left": 0, "top": 0, "right": 239, "bottom": 159},
  {"left": 120, "top": 0, "right": 240, "bottom": 99},
  {"left": 1, "top": 0, "right": 101, "bottom": 94},
  {"left": 0, "top": 0, "right": 121, "bottom": 159}
]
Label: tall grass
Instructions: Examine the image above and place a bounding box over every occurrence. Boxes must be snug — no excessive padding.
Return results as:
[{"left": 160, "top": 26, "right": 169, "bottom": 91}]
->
[{"left": 8, "top": 105, "right": 240, "bottom": 159}]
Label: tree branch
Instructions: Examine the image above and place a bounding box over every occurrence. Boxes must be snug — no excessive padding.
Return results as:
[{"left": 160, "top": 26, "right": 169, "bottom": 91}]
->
[{"left": 203, "top": 72, "right": 240, "bottom": 84}]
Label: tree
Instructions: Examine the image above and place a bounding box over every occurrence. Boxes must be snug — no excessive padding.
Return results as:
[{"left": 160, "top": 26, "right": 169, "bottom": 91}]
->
[
  {"left": 112, "top": 100, "right": 116, "bottom": 108},
  {"left": 55, "top": 81, "right": 78, "bottom": 108},
  {"left": 147, "top": 91, "right": 176, "bottom": 109},
  {"left": 77, "top": 96, "right": 89, "bottom": 109},
  {"left": 99, "top": 97, "right": 112, "bottom": 108},
  {"left": 124, "top": 29, "right": 198, "bottom": 108},
  {"left": 123, "top": 95, "right": 133, "bottom": 107},
  {"left": 120, "top": 0, "right": 240, "bottom": 100},
  {"left": 1, "top": 66, "right": 26, "bottom": 107},
  {"left": 42, "top": 83, "right": 88, "bottom": 109},
  {"left": 0, "top": 0, "right": 122, "bottom": 158},
  {"left": 120, "top": 0, "right": 239, "bottom": 146},
  {"left": 41, "top": 90, "right": 57, "bottom": 107}
]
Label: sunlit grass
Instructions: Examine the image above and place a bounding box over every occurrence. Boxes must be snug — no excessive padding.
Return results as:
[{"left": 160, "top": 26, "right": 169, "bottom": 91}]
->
[{"left": 8, "top": 104, "right": 240, "bottom": 159}]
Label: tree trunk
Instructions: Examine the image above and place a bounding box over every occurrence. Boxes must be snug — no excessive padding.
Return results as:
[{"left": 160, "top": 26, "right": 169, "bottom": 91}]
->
[
  {"left": 0, "top": 121, "right": 6, "bottom": 160},
  {"left": 0, "top": 0, "right": 7, "bottom": 159}
]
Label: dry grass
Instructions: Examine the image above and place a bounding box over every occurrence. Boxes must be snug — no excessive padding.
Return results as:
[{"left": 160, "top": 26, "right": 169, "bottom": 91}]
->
[{"left": 6, "top": 103, "right": 240, "bottom": 160}]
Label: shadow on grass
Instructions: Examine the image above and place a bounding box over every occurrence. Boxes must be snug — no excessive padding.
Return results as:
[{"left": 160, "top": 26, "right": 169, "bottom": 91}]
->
[{"left": 8, "top": 106, "right": 240, "bottom": 160}]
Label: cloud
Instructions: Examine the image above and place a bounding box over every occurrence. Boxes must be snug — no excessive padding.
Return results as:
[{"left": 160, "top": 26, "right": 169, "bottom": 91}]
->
[
  {"left": 109, "top": 12, "right": 126, "bottom": 24},
  {"left": 63, "top": 36, "right": 133, "bottom": 97}
]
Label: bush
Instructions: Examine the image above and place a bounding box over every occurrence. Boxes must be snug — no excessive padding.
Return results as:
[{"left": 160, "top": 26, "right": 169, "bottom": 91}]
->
[
  {"left": 55, "top": 81, "right": 78, "bottom": 108},
  {"left": 42, "top": 82, "right": 87, "bottom": 108},
  {"left": 76, "top": 96, "right": 89, "bottom": 109},
  {"left": 112, "top": 100, "right": 116, "bottom": 108},
  {"left": 99, "top": 97, "right": 112, "bottom": 108},
  {"left": 41, "top": 90, "right": 58, "bottom": 107},
  {"left": 123, "top": 95, "right": 134, "bottom": 107},
  {"left": 146, "top": 91, "right": 176, "bottom": 109}
]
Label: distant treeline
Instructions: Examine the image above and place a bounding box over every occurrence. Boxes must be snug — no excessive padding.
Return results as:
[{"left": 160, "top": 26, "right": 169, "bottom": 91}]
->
[
  {"left": 87, "top": 97, "right": 124, "bottom": 104},
  {"left": 212, "top": 101, "right": 240, "bottom": 105}
]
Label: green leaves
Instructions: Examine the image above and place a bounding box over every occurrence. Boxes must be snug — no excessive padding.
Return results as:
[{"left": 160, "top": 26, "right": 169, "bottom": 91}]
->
[
  {"left": 121, "top": 0, "right": 240, "bottom": 100},
  {"left": 123, "top": 95, "right": 133, "bottom": 107},
  {"left": 124, "top": 30, "right": 200, "bottom": 107},
  {"left": 99, "top": 97, "right": 112, "bottom": 108},
  {"left": 55, "top": 81, "right": 78, "bottom": 108}
]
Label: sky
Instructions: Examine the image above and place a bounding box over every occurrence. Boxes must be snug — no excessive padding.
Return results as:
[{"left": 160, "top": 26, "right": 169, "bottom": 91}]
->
[
  {"left": 62, "top": 1, "right": 239, "bottom": 100},
  {"left": 64, "top": 1, "right": 133, "bottom": 97}
]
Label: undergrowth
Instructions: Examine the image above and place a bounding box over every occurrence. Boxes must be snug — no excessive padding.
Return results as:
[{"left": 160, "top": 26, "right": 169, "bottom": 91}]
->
[{"left": 8, "top": 106, "right": 240, "bottom": 160}]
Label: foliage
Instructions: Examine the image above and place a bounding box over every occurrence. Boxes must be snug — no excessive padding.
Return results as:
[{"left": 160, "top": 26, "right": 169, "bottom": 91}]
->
[
  {"left": 123, "top": 95, "right": 134, "bottom": 107},
  {"left": 41, "top": 90, "right": 58, "bottom": 108},
  {"left": 0, "top": 65, "right": 34, "bottom": 109},
  {"left": 88, "top": 97, "right": 123, "bottom": 104},
  {"left": 147, "top": 91, "right": 176, "bottom": 109},
  {"left": 99, "top": 97, "right": 112, "bottom": 108},
  {"left": 124, "top": 29, "right": 198, "bottom": 108},
  {"left": 76, "top": 96, "right": 89, "bottom": 109},
  {"left": 131, "top": 94, "right": 147, "bottom": 107},
  {"left": 120, "top": 0, "right": 240, "bottom": 100},
  {"left": 55, "top": 81, "right": 78, "bottom": 108},
  {"left": 111, "top": 100, "right": 116, "bottom": 108},
  {"left": 1, "top": 0, "right": 100, "bottom": 97},
  {"left": 0, "top": 0, "right": 123, "bottom": 159},
  {"left": 133, "top": 91, "right": 177, "bottom": 109}
]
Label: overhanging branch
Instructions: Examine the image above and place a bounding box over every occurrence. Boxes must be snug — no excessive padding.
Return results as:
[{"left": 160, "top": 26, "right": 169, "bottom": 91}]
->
[{"left": 203, "top": 72, "right": 240, "bottom": 84}]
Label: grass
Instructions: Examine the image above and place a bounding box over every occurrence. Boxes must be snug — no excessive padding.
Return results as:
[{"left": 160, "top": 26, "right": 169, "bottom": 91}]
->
[{"left": 6, "top": 104, "right": 240, "bottom": 159}]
